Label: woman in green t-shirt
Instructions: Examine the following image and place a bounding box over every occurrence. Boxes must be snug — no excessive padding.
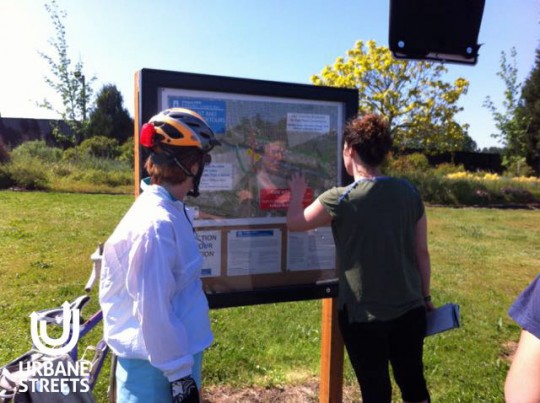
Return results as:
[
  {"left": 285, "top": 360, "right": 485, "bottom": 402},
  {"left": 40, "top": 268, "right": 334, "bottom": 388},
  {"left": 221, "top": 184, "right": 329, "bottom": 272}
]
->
[{"left": 287, "top": 114, "right": 434, "bottom": 403}]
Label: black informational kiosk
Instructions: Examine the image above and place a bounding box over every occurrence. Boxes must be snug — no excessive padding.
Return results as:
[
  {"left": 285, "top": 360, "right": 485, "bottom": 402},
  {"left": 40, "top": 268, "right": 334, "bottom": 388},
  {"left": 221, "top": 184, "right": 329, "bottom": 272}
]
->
[{"left": 134, "top": 68, "right": 358, "bottom": 309}]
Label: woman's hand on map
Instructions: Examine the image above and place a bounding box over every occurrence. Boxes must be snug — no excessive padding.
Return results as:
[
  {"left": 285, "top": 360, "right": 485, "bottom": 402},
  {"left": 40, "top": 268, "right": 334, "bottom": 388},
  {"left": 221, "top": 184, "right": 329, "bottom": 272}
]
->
[{"left": 288, "top": 172, "right": 308, "bottom": 202}]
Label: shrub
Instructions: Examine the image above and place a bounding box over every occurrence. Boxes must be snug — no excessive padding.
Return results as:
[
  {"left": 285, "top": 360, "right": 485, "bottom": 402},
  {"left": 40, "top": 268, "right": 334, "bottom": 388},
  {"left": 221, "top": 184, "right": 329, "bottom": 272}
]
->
[
  {"left": 5, "top": 158, "right": 49, "bottom": 190},
  {"left": 102, "top": 170, "right": 132, "bottom": 187},
  {"left": 79, "top": 136, "right": 120, "bottom": 159},
  {"left": 76, "top": 155, "right": 131, "bottom": 172},
  {"left": 80, "top": 169, "right": 132, "bottom": 187},
  {"left": 448, "top": 180, "right": 493, "bottom": 205},
  {"left": 511, "top": 176, "right": 540, "bottom": 183},
  {"left": 503, "top": 158, "right": 536, "bottom": 178},
  {"left": 51, "top": 163, "right": 73, "bottom": 178},
  {"left": 0, "top": 165, "right": 15, "bottom": 189},
  {"left": 432, "top": 162, "right": 465, "bottom": 176},
  {"left": 501, "top": 187, "right": 537, "bottom": 204},
  {"left": 11, "top": 140, "right": 62, "bottom": 164},
  {"left": 0, "top": 142, "right": 10, "bottom": 164},
  {"left": 406, "top": 172, "right": 457, "bottom": 205},
  {"left": 62, "top": 147, "right": 80, "bottom": 162},
  {"left": 385, "top": 153, "right": 430, "bottom": 175},
  {"left": 118, "top": 137, "right": 134, "bottom": 167}
]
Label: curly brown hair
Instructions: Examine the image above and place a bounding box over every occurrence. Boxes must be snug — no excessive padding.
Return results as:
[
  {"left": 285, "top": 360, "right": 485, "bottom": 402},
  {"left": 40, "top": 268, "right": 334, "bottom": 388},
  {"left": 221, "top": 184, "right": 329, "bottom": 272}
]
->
[{"left": 344, "top": 114, "right": 392, "bottom": 167}]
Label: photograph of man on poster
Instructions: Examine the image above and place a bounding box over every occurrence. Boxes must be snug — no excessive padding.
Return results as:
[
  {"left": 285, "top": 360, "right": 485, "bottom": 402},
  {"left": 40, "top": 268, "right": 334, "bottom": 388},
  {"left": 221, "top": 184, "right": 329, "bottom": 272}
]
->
[{"left": 236, "top": 137, "right": 301, "bottom": 218}]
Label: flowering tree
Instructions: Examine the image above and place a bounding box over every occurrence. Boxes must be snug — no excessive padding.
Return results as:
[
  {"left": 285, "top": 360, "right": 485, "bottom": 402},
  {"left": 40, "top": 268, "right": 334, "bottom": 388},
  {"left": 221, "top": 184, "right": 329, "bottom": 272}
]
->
[{"left": 312, "top": 40, "right": 472, "bottom": 152}]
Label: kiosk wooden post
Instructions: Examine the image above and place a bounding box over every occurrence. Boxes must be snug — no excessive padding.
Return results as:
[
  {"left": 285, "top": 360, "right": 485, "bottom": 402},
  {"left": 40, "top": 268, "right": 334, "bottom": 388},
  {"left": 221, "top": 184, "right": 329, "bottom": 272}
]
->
[{"left": 320, "top": 297, "right": 344, "bottom": 403}]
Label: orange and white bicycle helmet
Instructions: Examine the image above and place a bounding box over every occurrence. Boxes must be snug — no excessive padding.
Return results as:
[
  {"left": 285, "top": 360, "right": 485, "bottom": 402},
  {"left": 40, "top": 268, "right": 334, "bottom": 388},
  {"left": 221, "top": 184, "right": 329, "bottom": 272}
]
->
[
  {"left": 140, "top": 107, "right": 220, "bottom": 153},
  {"left": 140, "top": 108, "right": 220, "bottom": 197}
]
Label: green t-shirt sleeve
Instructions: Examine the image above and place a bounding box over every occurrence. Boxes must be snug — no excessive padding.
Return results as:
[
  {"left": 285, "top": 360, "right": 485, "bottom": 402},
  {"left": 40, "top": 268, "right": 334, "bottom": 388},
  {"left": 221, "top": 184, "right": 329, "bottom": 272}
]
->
[
  {"left": 400, "top": 178, "right": 425, "bottom": 221},
  {"left": 318, "top": 187, "right": 342, "bottom": 218}
]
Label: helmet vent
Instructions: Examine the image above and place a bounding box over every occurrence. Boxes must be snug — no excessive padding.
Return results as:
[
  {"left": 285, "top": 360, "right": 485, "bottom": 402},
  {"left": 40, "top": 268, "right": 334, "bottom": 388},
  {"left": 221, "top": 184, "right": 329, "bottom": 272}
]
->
[{"left": 162, "top": 123, "right": 183, "bottom": 139}]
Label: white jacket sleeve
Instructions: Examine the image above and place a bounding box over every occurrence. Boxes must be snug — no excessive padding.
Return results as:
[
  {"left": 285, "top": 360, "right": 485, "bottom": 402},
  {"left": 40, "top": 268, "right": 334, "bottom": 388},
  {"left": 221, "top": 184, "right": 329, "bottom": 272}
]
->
[{"left": 126, "top": 224, "right": 193, "bottom": 382}]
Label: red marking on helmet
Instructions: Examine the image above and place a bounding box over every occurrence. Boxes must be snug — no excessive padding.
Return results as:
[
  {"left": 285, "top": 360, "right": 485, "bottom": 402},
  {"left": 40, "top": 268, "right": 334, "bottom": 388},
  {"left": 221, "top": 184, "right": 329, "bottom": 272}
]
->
[{"left": 140, "top": 123, "right": 156, "bottom": 147}]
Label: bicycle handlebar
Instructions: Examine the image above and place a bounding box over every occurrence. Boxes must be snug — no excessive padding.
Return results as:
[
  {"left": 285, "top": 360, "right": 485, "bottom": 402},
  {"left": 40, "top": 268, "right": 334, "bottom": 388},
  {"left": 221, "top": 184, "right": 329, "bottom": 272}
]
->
[
  {"left": 85, "top": 244, "right": 103, "bottom": 292},
  {"left": 33, "top": 295, "right": 91, "bottom": 325}
]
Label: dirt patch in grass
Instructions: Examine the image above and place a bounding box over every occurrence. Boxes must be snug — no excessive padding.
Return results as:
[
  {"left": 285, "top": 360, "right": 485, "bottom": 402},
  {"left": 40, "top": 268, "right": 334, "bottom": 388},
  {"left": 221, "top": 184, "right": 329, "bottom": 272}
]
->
[
  {"left": 202, "top": 379, "right": 361, "bottom": 402},
  {"left": 501, "top": 340, "right": 518, "bottom": 363}
]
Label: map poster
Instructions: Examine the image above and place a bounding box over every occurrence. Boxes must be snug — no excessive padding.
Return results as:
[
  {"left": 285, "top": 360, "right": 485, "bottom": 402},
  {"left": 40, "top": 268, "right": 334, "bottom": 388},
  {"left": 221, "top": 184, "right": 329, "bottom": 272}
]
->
[{"left": 160, "top": 88, "right": 343, "bottom": 221}]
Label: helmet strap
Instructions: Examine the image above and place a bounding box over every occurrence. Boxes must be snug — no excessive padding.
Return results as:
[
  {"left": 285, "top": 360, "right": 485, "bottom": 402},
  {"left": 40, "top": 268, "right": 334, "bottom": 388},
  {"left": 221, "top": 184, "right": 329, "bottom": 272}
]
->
[
  {"left": 173, "top": 157, "right": 195, "bottom": 178},
  {"left": 172, "top": 155, "right": 207, "bottom": 198},
  {"left": 187, "top": 158, "right": 207, "bottom": 198}
]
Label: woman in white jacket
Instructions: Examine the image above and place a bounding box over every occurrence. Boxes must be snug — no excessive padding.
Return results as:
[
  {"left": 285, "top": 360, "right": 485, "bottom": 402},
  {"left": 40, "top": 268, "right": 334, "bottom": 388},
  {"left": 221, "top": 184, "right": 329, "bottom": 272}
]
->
[{"left": 99, "top": 108, "right": 220, "bottom": 402}]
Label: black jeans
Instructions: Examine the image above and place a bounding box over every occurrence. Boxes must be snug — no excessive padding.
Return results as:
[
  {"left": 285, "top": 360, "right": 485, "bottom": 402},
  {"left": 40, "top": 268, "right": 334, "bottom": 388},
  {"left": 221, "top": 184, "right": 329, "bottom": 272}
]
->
[{"left": 338, "top": 306, "right": 430, "bottom": 403}]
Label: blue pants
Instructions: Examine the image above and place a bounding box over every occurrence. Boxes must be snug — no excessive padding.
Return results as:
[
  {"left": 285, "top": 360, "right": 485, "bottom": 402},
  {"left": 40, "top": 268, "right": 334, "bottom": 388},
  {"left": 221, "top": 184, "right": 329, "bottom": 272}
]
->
[{"left": 116, "top": 352, "right": 203, "bottom": 402}]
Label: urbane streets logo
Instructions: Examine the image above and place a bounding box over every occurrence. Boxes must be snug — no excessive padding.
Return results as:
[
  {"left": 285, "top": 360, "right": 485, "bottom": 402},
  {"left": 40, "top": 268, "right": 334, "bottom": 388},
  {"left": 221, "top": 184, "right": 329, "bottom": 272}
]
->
[
  {"left": 30, "top": 302, "right": 80, "bottom": 356},
  {"left": 20, "top": 301, "right": 91, "bottom": 394}
]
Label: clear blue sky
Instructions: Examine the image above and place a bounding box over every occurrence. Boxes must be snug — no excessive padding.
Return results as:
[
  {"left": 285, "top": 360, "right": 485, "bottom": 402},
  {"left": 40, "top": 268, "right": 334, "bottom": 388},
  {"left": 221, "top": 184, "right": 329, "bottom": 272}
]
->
[{"left": 0, "top": 0, "right": 538, "bottom": 149}]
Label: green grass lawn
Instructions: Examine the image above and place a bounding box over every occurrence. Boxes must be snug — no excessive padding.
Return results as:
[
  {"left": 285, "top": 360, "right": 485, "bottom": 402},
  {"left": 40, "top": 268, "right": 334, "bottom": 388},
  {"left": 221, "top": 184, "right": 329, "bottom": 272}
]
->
[{"left": 0, "top": 190, "right": 538, "bottom": 402}]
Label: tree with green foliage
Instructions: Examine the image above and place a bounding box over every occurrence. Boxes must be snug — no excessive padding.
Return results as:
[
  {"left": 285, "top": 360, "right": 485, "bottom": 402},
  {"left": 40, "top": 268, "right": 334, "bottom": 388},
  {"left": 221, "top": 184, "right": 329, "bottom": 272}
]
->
[
  {"left": 520, "top": 49, "right": 540, "bottom": 175},
  {"left": 483, "top": 47, "right": 528, "bottom": 172},
  {"left": 87, "top": 84, "right": 133, "bottom": 144},
  {"left": 37, "top": 0, "right": 94, "bottom": 148},
  {"left": 311, "top": 40, "right": 471, "bottom": 152}
]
